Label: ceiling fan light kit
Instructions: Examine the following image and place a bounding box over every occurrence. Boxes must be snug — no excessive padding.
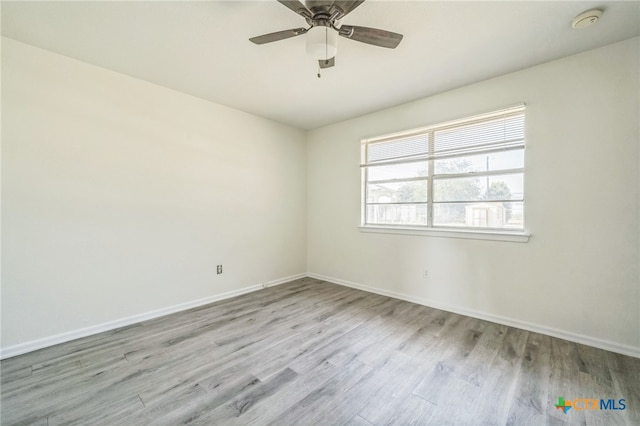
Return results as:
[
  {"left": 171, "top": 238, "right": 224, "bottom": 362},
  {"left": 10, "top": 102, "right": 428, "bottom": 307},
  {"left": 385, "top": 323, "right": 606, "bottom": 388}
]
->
[
  {"left": 250, "top": 0, "right": 403, "bottom": 74},
  {"left": 306, "top": 26, "right": 337, "bottom": 60}
]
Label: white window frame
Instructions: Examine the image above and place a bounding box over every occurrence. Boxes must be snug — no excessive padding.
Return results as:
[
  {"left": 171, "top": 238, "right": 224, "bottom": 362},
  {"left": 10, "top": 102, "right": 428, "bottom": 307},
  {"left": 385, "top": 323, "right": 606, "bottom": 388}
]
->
[{"left": 359, "top": 105, "right": 530, "bottom": 243}]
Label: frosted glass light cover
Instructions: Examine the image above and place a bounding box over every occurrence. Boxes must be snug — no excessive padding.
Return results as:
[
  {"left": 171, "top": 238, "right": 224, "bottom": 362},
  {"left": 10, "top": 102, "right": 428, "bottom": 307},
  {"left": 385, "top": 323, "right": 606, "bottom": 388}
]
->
[{"left": 306, "top": 26, "right": 337, "bottom": 60}]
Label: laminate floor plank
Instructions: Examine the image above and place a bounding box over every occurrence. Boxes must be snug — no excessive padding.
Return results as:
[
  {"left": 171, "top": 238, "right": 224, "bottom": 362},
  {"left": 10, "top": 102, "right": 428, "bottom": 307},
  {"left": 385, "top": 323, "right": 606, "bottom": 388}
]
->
[
  {"left": 1, "top": 355, "right": 131, "bottom": 421},
  {"left": 546, "top": 339, "right": 587, "bottom": 425},
  {"left": 233, "top": 360, "right": 341, "bottom": 426},
  {"left": 578, "top": 371, "right": 626, "bottom": 426},
  {"left": 265, "top": 357, "right": 374, "bottom": 425},
  {"left": 182, "top": 367, "right": 301, "bottom": 425},
  {"left": 132, "top": 372, "right": 261, "bottom": 426},
  {"left": 411, "top": 316, "right": 485, "bottom": 406},
  {"left": 2, "top": 278, "right": 639, "bottom": 426},
  {"left": 356, "top": 350, "right": 427, "bottom": 425},
  {"left": 47, "top": 392, "right": 145, "bottom": 426},
  {"left": 421, "top": 372, "right": 482, "bottom": 425},
  {"left": 607, "top": 352, "right": 640, "bottom": 425},
  {"left": 128, "top": 380, "right": 210, "bottom": 426},
  {"left": 348, "top": 414, "right": 376, "bottom": 426},
  {"left": 322, "top": 304, "right": 418, "bottom": 369},
  {"left": 398, "top": 310, "right": 462, "bottom": 359},
  {"left": 249, "top": 299, "right": 382, "bottom": 380},
  {"left": 505, "top": 332, "right": 553, "bottom": 425},
  {"left": 385, "top": 393, "right": 436, "bottom": 425},
  {"left": 290, "top": 357, "right": 391, "bottom": 426},
  {"left": 575, "top": 342, "right": 614, "bottom": 388},
  {"left": 455, "top": 322, "right": 508, "bottom": 387},
  {"left": 5, "top": 416, "right": 48, "bottom": 426},
  {"left": 287, "top": 300, "right": 405, "bottom": 374},
  {"left": 463, "top": 326, "right": 528, "bottom": 425},
  {"left": 355, "top": 304, "right": 431, "bottom": 368}
]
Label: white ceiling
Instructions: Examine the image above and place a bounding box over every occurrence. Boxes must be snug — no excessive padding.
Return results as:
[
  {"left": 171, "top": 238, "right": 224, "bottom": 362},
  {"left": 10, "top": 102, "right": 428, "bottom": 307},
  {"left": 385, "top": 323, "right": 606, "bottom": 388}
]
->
[{"left": 2, "top": 1, "right": 639, "bottom": 130}]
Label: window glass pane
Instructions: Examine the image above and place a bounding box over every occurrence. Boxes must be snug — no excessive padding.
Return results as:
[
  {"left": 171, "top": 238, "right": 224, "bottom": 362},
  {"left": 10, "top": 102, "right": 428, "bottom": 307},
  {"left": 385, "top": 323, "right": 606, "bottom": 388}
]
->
[
  {"left": 433, "top": 176, "right": 485, "bottom": 202},
  {"left": 434, "top": 114, "right": 524, "bottom": 154},
  {"left": 433, "top": 202, "right": 524, "bottom": 229},
  {"left": 367, "top": 161, "right": 428, "bottom": 181},
  {"left": 434, "top": 150, "right": 523, "bottom": 175},
  {"left": 433, "top": 173, "right": 523, "bottom": 202},
  {"left": 488, "top": 174, "right": 524, "bottom": 201},
  {"left": 367, "top": 204, "right": 428, "bottom": 225},
  {"left": 367, "top": 134, "right": 428, "bottom": 163},
  {"left": 367, "top": 180, "right": 428, "bottom": 203},
  {"left": 362, "top": 107, "right": 526, "bottom": 232}
]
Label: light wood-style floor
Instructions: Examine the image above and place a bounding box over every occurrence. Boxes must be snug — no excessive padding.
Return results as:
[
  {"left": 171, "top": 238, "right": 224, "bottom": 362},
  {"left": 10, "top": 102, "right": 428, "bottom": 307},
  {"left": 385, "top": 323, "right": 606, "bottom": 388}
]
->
[{"left": 1, "top": 278, "right": 639, "bottom": 425}]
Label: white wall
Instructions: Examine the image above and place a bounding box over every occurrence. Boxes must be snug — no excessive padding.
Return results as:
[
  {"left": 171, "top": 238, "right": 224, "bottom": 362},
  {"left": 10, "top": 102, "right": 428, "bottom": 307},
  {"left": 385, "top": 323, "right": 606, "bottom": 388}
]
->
[
  {"left": 3, "top": 36, "right": 639, "bottom": 358},
  {"left": 307, "top": 37, "right": 640, "bottom": 355},
  {"left": 1, "top": 38, "right": 307, "bottom": 351}
]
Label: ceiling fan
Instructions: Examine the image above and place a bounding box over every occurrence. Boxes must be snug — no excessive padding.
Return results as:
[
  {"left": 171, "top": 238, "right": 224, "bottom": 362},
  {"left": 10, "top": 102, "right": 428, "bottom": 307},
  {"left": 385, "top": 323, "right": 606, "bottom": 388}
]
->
[{"left": 249, "top": 0, "right": 403, "bottom": 72}]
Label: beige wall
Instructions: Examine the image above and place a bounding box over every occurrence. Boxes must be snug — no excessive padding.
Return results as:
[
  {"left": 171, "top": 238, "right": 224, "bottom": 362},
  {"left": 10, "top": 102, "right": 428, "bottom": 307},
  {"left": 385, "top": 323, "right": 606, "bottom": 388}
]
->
[
  {"left": 306, "top": 37, "right": 640, "bottom": 355},
  {"left": 1, "top": 38, "right": 307, "bottom": 350}
]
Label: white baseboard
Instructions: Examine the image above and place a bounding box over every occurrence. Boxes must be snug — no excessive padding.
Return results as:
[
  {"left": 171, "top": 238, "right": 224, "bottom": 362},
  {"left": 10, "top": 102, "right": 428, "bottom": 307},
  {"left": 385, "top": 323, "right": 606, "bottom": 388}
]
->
[
  {"left": 0, "top": 273, "right": 306, "bottom": 360},
  {"left": 307, "top": 272, "right": 640, "bottom": 359},
  {"left": 4, "top": 272, "right": 636, "bottom": 360},
  {"left": 262, "top": 273, "right": 307, "bottom": 288}
]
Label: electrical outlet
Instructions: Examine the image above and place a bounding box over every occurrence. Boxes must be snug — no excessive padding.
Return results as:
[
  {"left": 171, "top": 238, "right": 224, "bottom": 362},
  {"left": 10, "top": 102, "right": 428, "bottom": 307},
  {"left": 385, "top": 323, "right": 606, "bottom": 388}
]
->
[
  {"left": 423, "top": 269, "right": 429, "bottom": 279},
  {"left": 217, "top": 265, "right": 223, "bottom": 274}
]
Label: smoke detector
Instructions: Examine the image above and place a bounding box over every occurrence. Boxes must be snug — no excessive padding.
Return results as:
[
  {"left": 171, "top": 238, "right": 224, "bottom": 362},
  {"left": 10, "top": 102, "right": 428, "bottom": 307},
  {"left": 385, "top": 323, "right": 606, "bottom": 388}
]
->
[{"left": 572, "top": 9, "right": 603, "bottom": 29}]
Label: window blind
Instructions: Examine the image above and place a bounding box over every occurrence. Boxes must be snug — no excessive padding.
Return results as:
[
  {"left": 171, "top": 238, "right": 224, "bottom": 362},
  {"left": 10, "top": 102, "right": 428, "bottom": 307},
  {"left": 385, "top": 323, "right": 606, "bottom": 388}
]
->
[
  {"left": 434, "top": 112, "right": 524, "bottom": 158},
  {"left": 362, "top": 105, "right": 525, "bottom": 165},
  {"left": 366, "top": 134, "right": 429, "bottom": 164}
]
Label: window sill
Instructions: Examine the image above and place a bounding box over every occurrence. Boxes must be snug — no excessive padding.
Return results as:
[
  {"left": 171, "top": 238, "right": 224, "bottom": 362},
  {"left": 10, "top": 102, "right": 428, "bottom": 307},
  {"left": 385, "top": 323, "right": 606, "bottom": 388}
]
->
[{"left": 358, "top": 225, "right": 531, "bottom": 243}]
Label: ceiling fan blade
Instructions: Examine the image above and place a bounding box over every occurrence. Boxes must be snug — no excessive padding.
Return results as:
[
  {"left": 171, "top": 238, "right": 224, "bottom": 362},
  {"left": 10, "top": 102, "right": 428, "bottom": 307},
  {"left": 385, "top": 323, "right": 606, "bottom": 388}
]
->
[
  {"left": 338, "top": 25, "right": 403, "bottom": 48},
  {"left": 277, "top": 0, "right": 312, "bottom": 19},
  {"left": 332, "top": 1, "right": 365, "bottom": 17},
  {"left": 250, "top": 28, "right": 308, "bottom": 45},
  {"left": 319, "top": 57, "right": 335, "bottom": 69}
]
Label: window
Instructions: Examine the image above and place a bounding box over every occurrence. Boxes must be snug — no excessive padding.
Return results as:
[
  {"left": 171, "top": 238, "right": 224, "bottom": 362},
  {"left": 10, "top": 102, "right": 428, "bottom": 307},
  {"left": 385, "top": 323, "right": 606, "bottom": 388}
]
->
[{"left": 361, "top": 105, "right": 526, "bottom": 235}]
